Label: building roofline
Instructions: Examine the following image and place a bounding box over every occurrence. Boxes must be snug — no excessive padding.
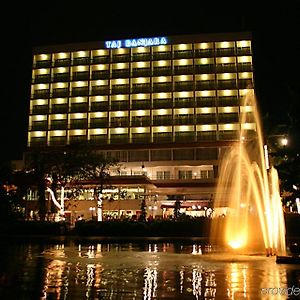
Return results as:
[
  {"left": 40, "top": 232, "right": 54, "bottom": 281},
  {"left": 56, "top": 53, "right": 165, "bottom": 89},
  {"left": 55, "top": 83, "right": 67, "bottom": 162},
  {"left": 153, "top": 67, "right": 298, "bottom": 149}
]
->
[{"left": 33, "top": 31, "right": 252, "bottom": 54}]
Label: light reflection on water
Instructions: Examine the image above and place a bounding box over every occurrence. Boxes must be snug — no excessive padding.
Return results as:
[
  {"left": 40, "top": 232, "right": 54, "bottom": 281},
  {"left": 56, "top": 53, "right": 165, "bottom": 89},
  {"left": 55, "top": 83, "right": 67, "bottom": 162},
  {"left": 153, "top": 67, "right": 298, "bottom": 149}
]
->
[{"left": 0, "top": 240, "right": 299, "bottom": 299}]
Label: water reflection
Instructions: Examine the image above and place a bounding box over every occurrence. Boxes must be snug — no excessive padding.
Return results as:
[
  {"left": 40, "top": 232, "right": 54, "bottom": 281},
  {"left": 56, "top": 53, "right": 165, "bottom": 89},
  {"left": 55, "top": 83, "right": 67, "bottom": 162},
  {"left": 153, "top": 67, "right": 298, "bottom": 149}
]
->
[{"left": 0, "top": 240, "right": 299, "bottom": 299}]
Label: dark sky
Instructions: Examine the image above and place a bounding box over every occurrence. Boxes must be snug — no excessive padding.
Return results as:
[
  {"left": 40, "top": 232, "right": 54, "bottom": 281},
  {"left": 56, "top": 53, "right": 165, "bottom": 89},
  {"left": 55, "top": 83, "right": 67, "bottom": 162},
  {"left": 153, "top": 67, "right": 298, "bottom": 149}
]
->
[{"left": 2, "top": 3, "right": 300, "bottom": 159}]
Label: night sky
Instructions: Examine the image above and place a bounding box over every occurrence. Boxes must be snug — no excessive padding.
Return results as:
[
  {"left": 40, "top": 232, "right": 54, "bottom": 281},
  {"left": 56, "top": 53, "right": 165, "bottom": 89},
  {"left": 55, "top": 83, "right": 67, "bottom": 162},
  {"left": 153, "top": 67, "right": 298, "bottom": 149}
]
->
[{"left": 2, "top": 3, "right": 300, "bottom": 159}]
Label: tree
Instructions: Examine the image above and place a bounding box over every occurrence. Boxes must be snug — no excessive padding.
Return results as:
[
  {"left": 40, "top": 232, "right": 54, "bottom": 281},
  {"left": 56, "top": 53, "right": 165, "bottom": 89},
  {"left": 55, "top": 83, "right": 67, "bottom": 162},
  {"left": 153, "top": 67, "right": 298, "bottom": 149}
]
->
[
  {"left": 139, "top": 198, "right": 147, "bottom": 222},
  {"left": 0, "top": 160, "right": 29, "bottom": 221},
  {"left": 73, "top": 149, "right": 120, "bottom": 221},
  {"left": 174, "top": 199, "right": 181, "bottom": 219},
  {"left": 25, "top": 145, "right": 120, "bottom": 221}
]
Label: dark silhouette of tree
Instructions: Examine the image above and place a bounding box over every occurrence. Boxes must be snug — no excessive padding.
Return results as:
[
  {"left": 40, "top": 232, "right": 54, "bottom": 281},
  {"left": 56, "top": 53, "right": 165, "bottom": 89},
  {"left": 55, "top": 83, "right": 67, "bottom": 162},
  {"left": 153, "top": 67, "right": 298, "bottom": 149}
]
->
[
  {"left": 25, "top": 145, "right": 120, "bottom": 221},
  {"left": 139, "top": 198, "right": 147, "bottom": 222},
  {"left": 174, "top": 198, "right": 181, "bottom": 219}
]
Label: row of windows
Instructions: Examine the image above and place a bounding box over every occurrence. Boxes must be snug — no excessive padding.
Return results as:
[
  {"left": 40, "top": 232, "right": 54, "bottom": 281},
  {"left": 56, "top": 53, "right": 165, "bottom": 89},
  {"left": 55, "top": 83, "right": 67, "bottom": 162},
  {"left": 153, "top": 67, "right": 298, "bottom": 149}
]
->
[
  {"left": 33, "top": 47, "right": 251, "bottom": 68},
  {"left": 30, "top": 100, "right": 242, "bottom": 114},
  {"left": 32, "top": 64, "right": 252, "bottom": 83},
  {"left": 29, "top": 113, "right": 254, "bottom": 130},
  {"left": 31, "top": 82, "right": 252, "bottom": 99},
  {"left": 28, "top": 129, "right": 252, "bottom": 147},
  {"left": 30, "top": 101, "right": 241, "bottom": 114},
  {"left": 26, "top": 145, "right": 218, "bottom": 162},
  {"left": 25, "top": 165, "right": 215, "bottom": 201},
  {"left": 107, "top": 148, "right": 218, "bottom": 162}
]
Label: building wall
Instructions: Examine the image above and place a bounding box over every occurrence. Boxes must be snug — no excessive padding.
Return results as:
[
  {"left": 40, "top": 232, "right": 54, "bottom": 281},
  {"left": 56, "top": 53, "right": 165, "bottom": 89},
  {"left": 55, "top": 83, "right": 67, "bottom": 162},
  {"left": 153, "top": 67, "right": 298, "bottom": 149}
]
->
[
  {"left": 27, "top": 32, "right": 254, "bottom": 150},
  {"left": 25, "top": 32, "right": 255, "bottom": 217}
]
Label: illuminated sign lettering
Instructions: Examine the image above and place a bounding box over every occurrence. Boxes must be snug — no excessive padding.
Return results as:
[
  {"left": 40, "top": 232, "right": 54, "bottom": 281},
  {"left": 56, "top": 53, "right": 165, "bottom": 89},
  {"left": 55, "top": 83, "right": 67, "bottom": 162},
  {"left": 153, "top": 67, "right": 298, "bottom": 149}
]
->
[{"left": 105, "top": 37, "right": 168, "bottom": 49}]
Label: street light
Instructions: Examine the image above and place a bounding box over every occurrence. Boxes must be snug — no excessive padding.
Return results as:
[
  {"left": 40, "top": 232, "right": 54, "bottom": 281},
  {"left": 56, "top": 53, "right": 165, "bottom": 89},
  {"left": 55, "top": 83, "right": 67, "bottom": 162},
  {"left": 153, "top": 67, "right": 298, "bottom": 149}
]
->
[{"left": 280, "top": 137, "right": 288, "bottom": 147}]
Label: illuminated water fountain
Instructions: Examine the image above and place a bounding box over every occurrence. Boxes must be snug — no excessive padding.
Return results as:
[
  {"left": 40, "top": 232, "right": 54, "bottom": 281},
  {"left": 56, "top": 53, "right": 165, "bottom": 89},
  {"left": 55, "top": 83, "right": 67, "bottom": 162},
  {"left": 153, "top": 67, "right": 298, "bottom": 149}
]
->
[{"left": 210, "top": 90, "right": 286, "bottom": 256}]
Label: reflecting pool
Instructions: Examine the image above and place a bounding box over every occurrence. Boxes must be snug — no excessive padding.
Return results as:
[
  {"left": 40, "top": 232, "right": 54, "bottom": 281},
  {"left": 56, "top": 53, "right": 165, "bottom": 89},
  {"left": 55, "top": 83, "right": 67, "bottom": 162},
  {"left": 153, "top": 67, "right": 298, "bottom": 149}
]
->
[{"left": 0, "top": 238, "right": 299, "bottom": 299}]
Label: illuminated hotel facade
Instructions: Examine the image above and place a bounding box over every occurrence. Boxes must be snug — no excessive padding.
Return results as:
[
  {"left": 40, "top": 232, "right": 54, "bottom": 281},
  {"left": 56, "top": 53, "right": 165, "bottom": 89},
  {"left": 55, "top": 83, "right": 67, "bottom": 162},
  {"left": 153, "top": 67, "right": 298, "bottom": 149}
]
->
[{"left": 26, "top": 32, "right": 255, "bottom": 221}]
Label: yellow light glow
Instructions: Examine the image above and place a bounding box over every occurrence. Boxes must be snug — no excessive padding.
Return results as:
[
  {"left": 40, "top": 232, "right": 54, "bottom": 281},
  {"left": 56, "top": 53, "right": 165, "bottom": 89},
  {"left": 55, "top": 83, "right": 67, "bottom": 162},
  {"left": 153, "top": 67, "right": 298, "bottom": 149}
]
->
[
  {"left": 51, "top": 130, "right": 65, "bottom": 137},
  {"left": 175, "top": 59, "right": 191, "bottom": 66},
  {"left": 200, "top": 74, "right": 209, "bottom": 80},
  {"left": 219, "top": 41, "right": 231, "bottom": 48},
  {"left": 199, "top": 107, "right": 214, "bottom": 114},
  {"left": 112, "top": 94, "right": 128, "bottom": 101},
  {"left": 220, "top": 124, "right": 234, "bottom": 130},
  {"left": 113, "top": 48, "right": 127, "bottom": 54},
  {"left": 33, "top": 115, "right": 47, "bottom": 121},
  {"left": 218, "top": 73, "right": 235, "bottom": 80},
  {"left": 73, "top": 81, "right": 86, "bottom": 88},
  {"left": 237, "top": 40, "right": 250, "bottom": 48},
  {"left": 92, "top": 95, "right": 107, "bottom": 102},
  {"left": 155, "top": 93, "right": 169, "bottom": 99},
  {"left": 76, "top": 66, "right": 87, "bottom": 72},
  {"left": 238, "top": 56, "right": 252, "bottom": 63},
  {"left": 94, "top": 64, "right": 106, "bottom": 70},
  {"left": 219, "top": 56, "right": 230, "bottom": 64},
  {"left": 31, "top": 131, "right": 46, "bottom": 137},
  {"left": 155, "top": 45, "right": 168, "bottom": 52},
  {"left": 133, "top": 93, "right": 148, "bottom": 100},
  {"left": 241, "top": 123, "right": 256, "bottom": 130},
  {"left": 176, "top": 75, "right": 191, "bottom": 81},
  {"left": 199, "top": 58, "right": 209, "bottom": 64},
  {"left": 136, "top": 61, "right": 147, "bottom": 68},
  {"left": 155, "top": 60, "right": 168, "bottom": 67},
  {"left": 90, "top": 112, "right": 106, "bottom": 118},
  {"left": 176, "top": 44, "right": 190, "bottom": 50},
  {"left": 57, "top": 52, "right": 68, "bottom": 59},
  {"left": 113, "top": 111, "right": 126, "bottom": 117},
  {"left": 94, "top": 80, "right": 106, "bottom": 86},
  {"left": 51, "top": 114, "right": 66, "bottom": 120},
  {"left": 228, "top": 240, "right": 245, "bottom": 249},
  {"left": 239, "top": 89, "right": 252, "bottom": 96},
  {"left": 176, "top": 91, "right": 191, "bottom": 98},
  {"left": 239, "top": 72, "right": 252, "bottom": 79},
  {"left": 52, "top": 98, "right": 66, "bottom": 104},
  {"left": 36, "top": 84, "right": 48, "bottom": 90},
  {"left": 56, "top": 67, "right": 67, "bottom": 73},
  {"left": 114, "top": 78, "right": 127, "bottom": 85},
  {"left": 93, "top": 49, "right": 107, "bottom": 56},
  {"left": 133, "top": 127, "right": 147, "bottom": 133},
  {"left": 113, "top": 128, "right": 127, "bottom": 134},
  {"left": 177, "top": 108, "right": 190, "bottom": 114},
  {"left": 134, "top": 77, "right": 148, "bottom": 84},
  {"left": 198, "top": 90, "right": 215, "bottom": 97},
  {"left": 70, "top": 129, "right": 85, "bottom": 135},
  {"left": 155, "top": 76, "right": 169, "bottom": 83},
  {"left": 198, "top": 124, "right": 215, "bottom": 131},
  {"left": 40, "top": 54, "right": 49, "bottom": 60},
  {"left": 240, "top": 106, "right": 253, "bottom": 113},
  {"left": 89, "top": 128, "right": 106, "bottom": 135},
  {"left": 221, "top": 106, "right": 238, "bottom": 113},
  {"left": 153, "top": 126, "right": 171, "bottom": 133},
  {"left": 218, "top": 89, "right": 237, "bottom": 97},
  {"left": 74, "top": 51, "right": 85, "bottom": 58},
  {"left": 132, "top": 110, "right": 147, "bottom": 116},
  {"left": 199, "top": 42, "right": 210, "bottom": 49},
  {"left": 133, "top": 47, "right": 148, "bottom": 53},
  {"left": 35, "top": 99, "right": 48, "bottom": 105},
  {"left": 71, "top": 113, "right": 86, "bottom": 119},
  {"left": 37, "top": 69, "right": 48, "bottom": 75},
  {"left": 72, "top": 97, "right": 85, "bottom": 103},
  {"left": 177, "top": 125, "right": 191, "bottom": 132}
]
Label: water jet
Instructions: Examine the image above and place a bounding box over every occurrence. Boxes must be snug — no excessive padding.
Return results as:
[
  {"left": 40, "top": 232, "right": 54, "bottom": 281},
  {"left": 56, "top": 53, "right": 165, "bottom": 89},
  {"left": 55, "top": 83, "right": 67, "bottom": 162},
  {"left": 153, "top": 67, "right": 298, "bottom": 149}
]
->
[{"left": 210, "top": 90, "right": 286, "bottom": 256}]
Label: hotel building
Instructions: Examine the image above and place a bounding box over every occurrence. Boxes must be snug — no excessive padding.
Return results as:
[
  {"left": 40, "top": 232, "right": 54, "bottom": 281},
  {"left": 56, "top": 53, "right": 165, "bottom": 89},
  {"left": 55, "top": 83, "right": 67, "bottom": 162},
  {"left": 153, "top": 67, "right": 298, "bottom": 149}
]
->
[{"left": 25, "top": 32, "right": 255, "bottom": 221}]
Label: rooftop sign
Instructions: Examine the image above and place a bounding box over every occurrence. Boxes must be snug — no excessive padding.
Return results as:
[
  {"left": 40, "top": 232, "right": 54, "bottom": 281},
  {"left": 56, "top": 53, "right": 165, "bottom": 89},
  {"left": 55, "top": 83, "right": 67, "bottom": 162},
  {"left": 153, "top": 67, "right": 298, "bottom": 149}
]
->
[{"left": 105, "top": 37, "right": 168, "bottom": 49}]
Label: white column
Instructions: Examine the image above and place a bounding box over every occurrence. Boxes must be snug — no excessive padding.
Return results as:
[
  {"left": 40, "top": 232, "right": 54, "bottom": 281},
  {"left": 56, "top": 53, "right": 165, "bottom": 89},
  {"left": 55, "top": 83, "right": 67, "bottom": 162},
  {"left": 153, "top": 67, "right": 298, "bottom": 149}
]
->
[{"left": 97, "top": 193, "right": 103, "bottom": 221}]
